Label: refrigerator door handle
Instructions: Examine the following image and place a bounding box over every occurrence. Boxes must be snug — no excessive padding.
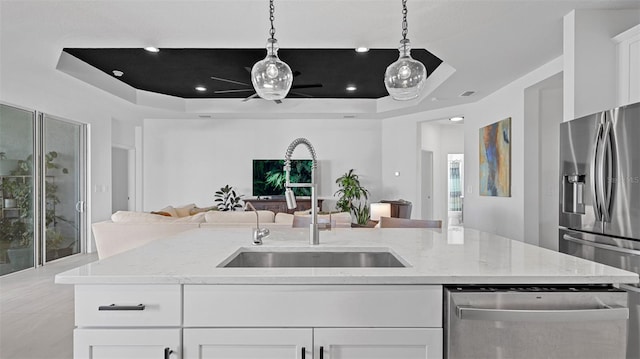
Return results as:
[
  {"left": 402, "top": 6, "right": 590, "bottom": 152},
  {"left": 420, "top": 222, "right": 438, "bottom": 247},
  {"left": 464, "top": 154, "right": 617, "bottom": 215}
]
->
[
  {"left": 591, "top": 118, "right": 604, "bottom": 221},
  {"left": 455, "top": 305, "right": 629, "bottom": 322},
  {"left": 563, "top": 234, "right": 640, "bottom": 256},
  {"left": 601, "top": 115, "right": 614, "bottom": 222}
]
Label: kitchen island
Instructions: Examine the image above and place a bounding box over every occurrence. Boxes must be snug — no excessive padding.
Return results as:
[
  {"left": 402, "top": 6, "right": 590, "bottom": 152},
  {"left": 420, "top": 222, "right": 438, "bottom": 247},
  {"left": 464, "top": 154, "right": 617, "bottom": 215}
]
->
[{"left": 56, "top": 227, "right": 639, "bottom": 359}]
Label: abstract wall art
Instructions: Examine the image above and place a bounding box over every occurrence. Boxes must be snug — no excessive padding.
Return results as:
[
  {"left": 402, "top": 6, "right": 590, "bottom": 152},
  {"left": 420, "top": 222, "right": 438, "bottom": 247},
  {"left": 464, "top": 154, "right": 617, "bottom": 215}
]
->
[{"left": 479, "top": 117, "right": 511, "bottom": 197}]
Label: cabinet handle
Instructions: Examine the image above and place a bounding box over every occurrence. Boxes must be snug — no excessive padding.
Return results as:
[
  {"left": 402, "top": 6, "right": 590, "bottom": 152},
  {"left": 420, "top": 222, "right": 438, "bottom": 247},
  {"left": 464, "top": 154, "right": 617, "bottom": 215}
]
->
[
  {"left": 98, "top": 304, "right": 145, "bottom": 311},
  {"left": 164, "top": 347, "right": 173, "bottom": 359},
  {"left": 301, "top": 346, "right": 306, "bottom": 359},
  {"left": 320, "top": 346, "right": 324, "bottom": 359}
]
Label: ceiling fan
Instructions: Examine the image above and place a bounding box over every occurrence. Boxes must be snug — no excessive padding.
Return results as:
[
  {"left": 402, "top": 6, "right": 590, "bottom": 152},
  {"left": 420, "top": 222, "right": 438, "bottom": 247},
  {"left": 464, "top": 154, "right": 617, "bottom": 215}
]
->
[{"left": 211, "top": 67, "right": 323, "bottom": 104}]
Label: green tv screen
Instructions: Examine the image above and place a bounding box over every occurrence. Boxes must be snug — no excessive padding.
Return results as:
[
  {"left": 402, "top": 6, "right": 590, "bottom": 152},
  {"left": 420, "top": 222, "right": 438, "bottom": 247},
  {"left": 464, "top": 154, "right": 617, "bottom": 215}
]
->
[{"left": 252, "top": 159, "right": 312, "bottom": 197}]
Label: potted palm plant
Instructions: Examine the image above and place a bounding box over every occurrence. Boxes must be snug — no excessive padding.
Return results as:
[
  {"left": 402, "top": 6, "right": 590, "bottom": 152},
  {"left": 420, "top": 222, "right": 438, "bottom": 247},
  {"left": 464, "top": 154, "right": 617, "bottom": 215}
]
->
[{"left": 334, "top": 169, "right": 370, "bottom": 225}]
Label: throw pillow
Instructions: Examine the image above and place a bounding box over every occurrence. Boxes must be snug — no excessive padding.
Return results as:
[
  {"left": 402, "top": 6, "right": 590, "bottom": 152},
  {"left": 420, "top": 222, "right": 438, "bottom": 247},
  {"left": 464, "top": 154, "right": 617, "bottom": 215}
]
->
[
  {"left": 190, "top": 205, "right": 217, "bottom": 215},
  {"left": 158, "top": 206, "right": 178, "bottom": 217},
  {"left": 150, "top": 211, "right": 173, "bottom": 217},
  {"left": 174, "top": 203, "right": 196, "bottom": 217}
]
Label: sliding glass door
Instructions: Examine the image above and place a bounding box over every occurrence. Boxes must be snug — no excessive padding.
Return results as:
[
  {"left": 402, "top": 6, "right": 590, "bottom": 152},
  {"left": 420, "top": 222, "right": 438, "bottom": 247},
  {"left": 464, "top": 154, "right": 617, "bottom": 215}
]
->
[
  {"left": 0, "top": 104, "right": 35, "bottom": 275},
  {"left": 0, "top": 104, "right": 86, "bottom": 275},
  {"left": 42, "top": 114, "right": 85, "bottom": 262}
]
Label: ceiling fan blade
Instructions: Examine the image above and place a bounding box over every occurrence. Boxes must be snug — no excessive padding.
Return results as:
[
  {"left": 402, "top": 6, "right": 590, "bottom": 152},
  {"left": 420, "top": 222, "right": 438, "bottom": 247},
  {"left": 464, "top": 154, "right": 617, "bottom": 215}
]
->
[
  {"left": 292, "top": 70, "right": 301, "bottom": 77},
  {"left": 242, "top": 93, "right": 260, "bottom": 102},
  {"left": 210, "top": 76, "right": 250, "bottom": 87},
  {"left": 213, "top": 88, "right": 255, "bottom": 94},
  {"left": 244, "top": 66, "right": 252, "bottom": 73},
  {"left": 274, "top": 99, "right": 283, "bottom": 104},
  {"left": 289, "top": 91, "right": 313, "bottom": 98},
  {"left": 291, "top": 83, "right": 323, "bottom": 90}
]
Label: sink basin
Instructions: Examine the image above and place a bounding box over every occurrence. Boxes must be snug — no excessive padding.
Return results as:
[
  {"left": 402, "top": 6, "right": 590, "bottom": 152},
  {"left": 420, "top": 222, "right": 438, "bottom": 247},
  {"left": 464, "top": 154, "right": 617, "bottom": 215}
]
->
[{"left": 220, "top": 249, "right": 406, "bottom": 268}]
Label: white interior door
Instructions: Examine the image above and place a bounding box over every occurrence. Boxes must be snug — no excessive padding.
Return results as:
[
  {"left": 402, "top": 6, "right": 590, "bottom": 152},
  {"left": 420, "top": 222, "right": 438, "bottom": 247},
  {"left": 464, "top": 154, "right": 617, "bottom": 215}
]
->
[
  {"left": 111, "top": 146, "right": 130, "bottom": 212},
  {"left": 421, "top": 150, "right": 434, "bottom": 220}
]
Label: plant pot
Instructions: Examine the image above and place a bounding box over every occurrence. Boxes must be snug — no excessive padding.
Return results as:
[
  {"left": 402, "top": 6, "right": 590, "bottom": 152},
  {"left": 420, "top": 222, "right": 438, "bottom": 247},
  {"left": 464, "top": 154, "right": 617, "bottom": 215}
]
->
[
  {"left": 3, "top": 198, "right": 16, "bottom": 208},
  {"left": 7, "top": 247, "right": 33, "bottom": 269}
]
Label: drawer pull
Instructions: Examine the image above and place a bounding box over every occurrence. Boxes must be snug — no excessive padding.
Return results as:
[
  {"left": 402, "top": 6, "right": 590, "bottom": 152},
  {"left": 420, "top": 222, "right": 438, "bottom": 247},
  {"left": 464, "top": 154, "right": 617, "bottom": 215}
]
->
[
  {"left": 164, "top": 347, "right": 173, "bottom": 359},
  {"left": 98, "top": 304, "right": 146, "bottom": 311},
  {"left": 320, "top": 346, "right": 324, "bottom": 359},
  {"left": 301, "top": 346, "right": 306, "bottom": 359}
]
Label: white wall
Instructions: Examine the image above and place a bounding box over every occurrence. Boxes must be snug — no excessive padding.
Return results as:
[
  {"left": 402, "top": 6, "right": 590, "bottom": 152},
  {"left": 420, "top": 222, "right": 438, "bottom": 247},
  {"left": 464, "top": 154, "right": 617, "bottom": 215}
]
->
[
  {"left": 381, "top": 57, "right": 562, "bottom": 241},
  {"left": 420, "top": 122, "right": 464, "bottom": 223},
  {"left": 564, "top": 9, "right": 640, "bottom": 121},
  {"left": 462, "top": 58, "right": 562, "bottom": 242},
  {"left": 142, "top": 118, "right": 382, "bottom": 212},
  {"left": 381, "top": 105, "right": 473, "bottom": 220},
  {"left": 523, "top": 73, "right": 563, "bottom": 250}
]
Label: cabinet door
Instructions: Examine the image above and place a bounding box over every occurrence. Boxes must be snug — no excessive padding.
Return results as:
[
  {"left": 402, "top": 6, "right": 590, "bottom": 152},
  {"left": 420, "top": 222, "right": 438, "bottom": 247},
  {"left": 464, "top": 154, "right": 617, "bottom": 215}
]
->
[
  {"left": 74, "top": 328, "right": 180, "bottom": 359},
  {"left": 314, "top": 328, "right": 442, "bottom": 359},
  {"left": 183, "top": 328, "right": 311, "bottom": 359}
]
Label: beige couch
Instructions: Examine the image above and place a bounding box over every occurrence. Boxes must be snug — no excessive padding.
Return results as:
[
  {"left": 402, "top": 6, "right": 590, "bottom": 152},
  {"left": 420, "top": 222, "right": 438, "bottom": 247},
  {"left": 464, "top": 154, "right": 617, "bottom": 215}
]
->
[{"left": 93, "top": 209, "right": 352, "bottom": 259}]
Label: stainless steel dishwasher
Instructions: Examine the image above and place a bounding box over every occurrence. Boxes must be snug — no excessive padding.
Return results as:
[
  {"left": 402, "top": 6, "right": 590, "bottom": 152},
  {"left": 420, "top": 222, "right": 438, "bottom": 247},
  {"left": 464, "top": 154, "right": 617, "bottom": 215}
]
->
[{"left": 444, "top": 286, "right": 629, "bottom": 359}]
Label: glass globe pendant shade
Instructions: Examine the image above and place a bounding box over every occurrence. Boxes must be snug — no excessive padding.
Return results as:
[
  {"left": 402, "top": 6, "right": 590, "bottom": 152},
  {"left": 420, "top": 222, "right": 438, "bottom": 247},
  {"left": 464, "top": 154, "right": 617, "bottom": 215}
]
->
[
  {"left": 384, "top": 39, "right": 426, "bottom": 101},
  {"left": 251, "top": 38, "right": 293, "bottom": 101}
]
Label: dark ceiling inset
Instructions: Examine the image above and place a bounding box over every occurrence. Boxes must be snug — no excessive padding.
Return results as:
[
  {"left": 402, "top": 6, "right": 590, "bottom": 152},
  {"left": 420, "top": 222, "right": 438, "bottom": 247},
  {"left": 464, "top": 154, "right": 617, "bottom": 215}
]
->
[{"left": 63, "top": 48, "right": 442, "bottom": 99}]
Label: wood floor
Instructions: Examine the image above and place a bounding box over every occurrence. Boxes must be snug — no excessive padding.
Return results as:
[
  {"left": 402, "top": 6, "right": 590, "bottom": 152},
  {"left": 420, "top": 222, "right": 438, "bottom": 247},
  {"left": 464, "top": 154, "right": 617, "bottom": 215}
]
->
[{"left": 0, "top": 253, "right": 98, "bottom": 359}]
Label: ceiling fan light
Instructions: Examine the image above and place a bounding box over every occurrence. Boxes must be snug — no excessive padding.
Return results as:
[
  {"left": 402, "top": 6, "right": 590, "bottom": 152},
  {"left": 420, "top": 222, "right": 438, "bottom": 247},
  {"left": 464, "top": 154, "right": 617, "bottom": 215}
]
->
[{"left": 251, "top": 38, "right": 293, "bottom": 101}]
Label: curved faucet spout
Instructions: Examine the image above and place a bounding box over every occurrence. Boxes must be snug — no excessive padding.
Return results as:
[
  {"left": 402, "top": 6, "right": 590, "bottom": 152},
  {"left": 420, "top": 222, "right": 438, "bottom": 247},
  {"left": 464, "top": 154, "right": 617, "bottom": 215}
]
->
[
  {"left": 245, "top": 202, "right": 269, "bottom": 245},
  {"left": 284, "top": 138, "right": 320, "bottom": 245}
]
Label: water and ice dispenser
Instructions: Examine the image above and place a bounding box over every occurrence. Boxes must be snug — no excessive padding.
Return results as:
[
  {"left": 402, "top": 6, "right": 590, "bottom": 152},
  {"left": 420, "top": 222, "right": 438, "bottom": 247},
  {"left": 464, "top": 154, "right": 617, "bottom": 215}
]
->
[{"left": 562, "top": 174, "right": 586, "bottom": 214}]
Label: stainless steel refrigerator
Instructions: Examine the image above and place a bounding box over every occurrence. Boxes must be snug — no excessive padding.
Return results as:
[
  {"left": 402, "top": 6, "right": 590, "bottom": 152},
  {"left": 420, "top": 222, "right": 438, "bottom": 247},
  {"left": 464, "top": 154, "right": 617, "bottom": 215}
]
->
[{"left": 559, "top": 102, "right": 640, "bottom": 359}]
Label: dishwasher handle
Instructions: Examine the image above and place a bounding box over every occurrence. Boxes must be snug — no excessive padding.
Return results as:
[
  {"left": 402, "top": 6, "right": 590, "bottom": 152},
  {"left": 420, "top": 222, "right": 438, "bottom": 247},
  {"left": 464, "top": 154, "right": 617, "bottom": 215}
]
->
[{"left": 456, "top": 305, "right": 628, "bottom": 322}]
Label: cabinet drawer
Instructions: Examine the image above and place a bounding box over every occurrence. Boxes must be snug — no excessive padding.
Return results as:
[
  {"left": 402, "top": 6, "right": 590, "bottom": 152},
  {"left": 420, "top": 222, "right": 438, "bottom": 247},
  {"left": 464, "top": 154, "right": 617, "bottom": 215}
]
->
[
  {"left": 74, "top": 328, "right": 181, "bottom": 359},
  {"left": 75, "top": 284, "right": 181, "bottom": 327},
  {"left": 184, "top": 285, "right": 441, "bottom": 327}
]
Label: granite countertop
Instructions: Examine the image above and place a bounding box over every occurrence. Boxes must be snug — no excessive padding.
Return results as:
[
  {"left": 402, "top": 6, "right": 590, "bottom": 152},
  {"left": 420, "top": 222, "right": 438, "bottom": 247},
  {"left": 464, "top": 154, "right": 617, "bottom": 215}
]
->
[{"left": 55, "top": 227, "right": 639, "bottom": 285}]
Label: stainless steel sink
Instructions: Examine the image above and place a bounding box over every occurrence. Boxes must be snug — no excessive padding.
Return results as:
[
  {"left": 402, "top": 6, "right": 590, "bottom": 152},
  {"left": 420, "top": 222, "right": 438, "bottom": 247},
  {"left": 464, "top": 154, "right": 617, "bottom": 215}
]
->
[{"left": 220, "top": 250, "right": 407, "bottom": 268}]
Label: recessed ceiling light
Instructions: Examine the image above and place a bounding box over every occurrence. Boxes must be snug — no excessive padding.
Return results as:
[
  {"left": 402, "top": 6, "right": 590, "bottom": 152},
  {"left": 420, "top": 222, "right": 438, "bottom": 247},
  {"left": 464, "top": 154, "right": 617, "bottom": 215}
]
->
[
  {"left": 450, "top": 116, "right": 464, "bottom": 122},
  {"left": 355, "top": 47, "right": 369, "bottom": 53},
  {"left": 195, "top": 86, "right": 207, "bottom": 92},
  {"left": 346, "top": 85, "right": 357, "bottom": 92},
  {"left": 112, "top": 70, "right": 124, "bottom": 77},
  {"left": 144, "top": 46, "right": 160, "bottom": 53}
]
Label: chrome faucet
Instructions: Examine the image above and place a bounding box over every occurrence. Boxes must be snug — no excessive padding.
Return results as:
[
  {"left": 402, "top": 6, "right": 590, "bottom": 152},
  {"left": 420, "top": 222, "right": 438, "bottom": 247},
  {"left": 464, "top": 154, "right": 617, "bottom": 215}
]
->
[
  {"left": 245, "top": 202, "right": 269, "bottom": 245},
  {"left": 284, "top": 138, "right": 319, "bottom": 245}
]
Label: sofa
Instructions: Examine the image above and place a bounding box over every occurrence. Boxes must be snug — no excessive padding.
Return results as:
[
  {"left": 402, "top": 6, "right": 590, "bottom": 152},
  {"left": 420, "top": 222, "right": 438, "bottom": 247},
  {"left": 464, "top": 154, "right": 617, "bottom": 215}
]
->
[{"left": 93, "top": 205, "right": 352, "bottom": 259}]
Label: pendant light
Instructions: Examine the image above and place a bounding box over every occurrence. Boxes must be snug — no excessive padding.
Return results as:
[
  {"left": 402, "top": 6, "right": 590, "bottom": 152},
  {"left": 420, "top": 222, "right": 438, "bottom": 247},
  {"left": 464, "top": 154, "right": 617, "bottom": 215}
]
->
[
  {"left": 251, "top": 0, "right": 293, "bottom": 101},
  {"left": 384, "top": 0, "right": 427, "bottom": 101}
]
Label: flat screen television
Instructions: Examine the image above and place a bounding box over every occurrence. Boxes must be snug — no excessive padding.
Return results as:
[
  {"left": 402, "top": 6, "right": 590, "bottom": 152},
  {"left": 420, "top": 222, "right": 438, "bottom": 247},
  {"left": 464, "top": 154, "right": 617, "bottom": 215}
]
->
[{"left": 252, "top": 159, "right": 313, "bottom": 197}]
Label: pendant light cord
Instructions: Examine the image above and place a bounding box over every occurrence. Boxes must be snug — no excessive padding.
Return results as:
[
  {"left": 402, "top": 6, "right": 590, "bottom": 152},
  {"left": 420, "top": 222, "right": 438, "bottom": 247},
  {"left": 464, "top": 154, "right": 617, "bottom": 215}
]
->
[
  {"left": 401, "top": 0, "right": 408, "bottom": 53},
  {"left": 401, "top": 0, "right": 408, "bottom": 40},
  {"left": 269, "top": 0, "right": 276, "bottom": 40}
]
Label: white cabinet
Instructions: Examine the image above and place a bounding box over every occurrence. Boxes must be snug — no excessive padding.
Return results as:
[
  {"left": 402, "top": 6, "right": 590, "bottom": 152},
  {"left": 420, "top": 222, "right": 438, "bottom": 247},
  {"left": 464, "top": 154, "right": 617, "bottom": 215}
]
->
[
  {"left": 314, "top": 328, "right": 442, "bottom": 359},
  {"left": 614, "top": 24, "right": 640, "bottom": 106},
  {"left": 73, "top": 284, "right": 444, "bottom": 359},
  {"left": 183, "top": 328, "right": 312, "bottom": 359},
  {"left": 183, "top": 328, "right": 442, "bottom": 359},
  {"left": 73, "top": 285, "right": 182, "bottom": 359},
  {"left": 74, "top": 328, "right": 180, "bottom": 359}
]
